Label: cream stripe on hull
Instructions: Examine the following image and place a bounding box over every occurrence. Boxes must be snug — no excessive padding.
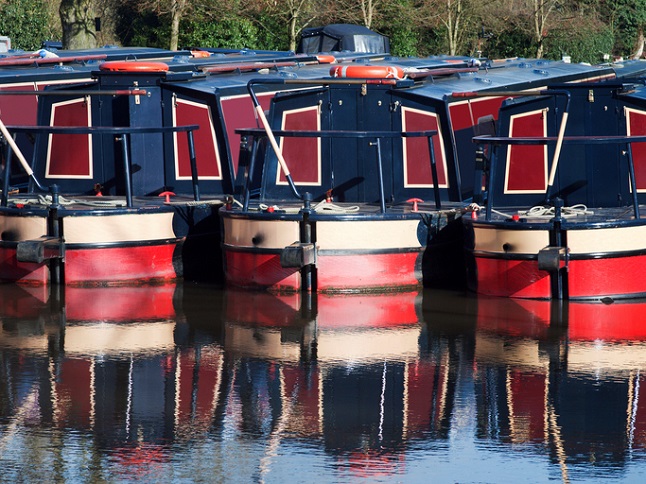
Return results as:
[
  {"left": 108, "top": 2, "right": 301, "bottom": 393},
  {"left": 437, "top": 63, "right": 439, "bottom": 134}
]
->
[
  {"left": 0, "top": 212, "right": 177, "bottom": 245},
  {"left": 473, "top": 224, "right": 646, "bottom": 255},
  {"left": 223, "top": 217, "right": 423, "bottom": 251}
]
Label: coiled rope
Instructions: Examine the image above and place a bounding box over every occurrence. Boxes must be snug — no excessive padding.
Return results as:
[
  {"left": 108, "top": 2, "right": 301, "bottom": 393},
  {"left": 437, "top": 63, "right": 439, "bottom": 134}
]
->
[
  {"left": 491, "top": 204, "right": 594, "bottom": 219},
  {"left": 257, "top": 200, "right": 361, "bottom": 214},
  {"left": 8, "top": 195, "right": 226, "bottom": 208},
  {"left": 9, "top": 194, "right": 127, "bottom": 208}
]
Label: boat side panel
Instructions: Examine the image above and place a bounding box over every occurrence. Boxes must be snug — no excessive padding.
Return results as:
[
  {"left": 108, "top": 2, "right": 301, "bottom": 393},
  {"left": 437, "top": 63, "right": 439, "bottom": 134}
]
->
[
  {"left": 0, "top": 247, "right": 49, "bottom": 284},
  {"left": 64, "top": 212, "right": 176, "bottom": 244},
  {"left": 568, "top": 255, "right": 646, "bottom": 298},
  {"left": 316, "top": 251, "right": 423, "bottom": 292},
  {"left": 64, "top": 244, "right": 179, "bottom": 284},
  {"left": 567, "top": 225, "right": 646, "bottom": 253},
  {"left": 173, "top": 98, "right": 222, "bottom": 179},
  {"left": 472, "top": 222, "right": 646, "bottom": 255},
  {"left": 0, "top": 214, "right": 48, "bottom": 240},
  {"left": 472, "top": 226, "right": 550, "bottom": 254},
  {"left": 469, "top": 222, "right": 646, "bottom": 298},
  {"left": 470, "top": 256, "right": 552, "bottom": 298},
  {"left": 222, "top": 217, "right": 300, "bottom": 248},
  {"left": 222, "top": 217, "right": 301, "bottom": 291},
  {"left": 47, "top": 98, "right": 93, "bottom": 178},
  {"left": 316, "top": 219, "right": 422, "bottom": 250},
  {"left": 224, "top": 250, "right": 301, "bottom": 291},
  {"left": 0, "top": 242, "right": 180, "bottom": 286},
  {"left": 471, "top": 252, "right": 646, "bottom": 299},
  {"left": 222, "top": 215, "right": 423, "bottom": 291}
]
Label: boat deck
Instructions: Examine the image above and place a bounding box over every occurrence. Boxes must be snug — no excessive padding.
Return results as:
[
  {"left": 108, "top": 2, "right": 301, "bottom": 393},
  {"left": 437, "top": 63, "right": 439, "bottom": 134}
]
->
[
  {"left": 1, "top": 194, "right": 226, "bottom": 214},
  {"left": 480, "top": 204, "right": 646, "bottom": 226},
  {"left": 235, "top": 199, "right": 471, "bottom": 220}
]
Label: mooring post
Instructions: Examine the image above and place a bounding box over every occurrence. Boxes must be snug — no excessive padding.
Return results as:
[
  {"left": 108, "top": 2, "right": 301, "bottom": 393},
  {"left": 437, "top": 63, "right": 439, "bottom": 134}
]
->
[
  {"left": 550, "top": 197, "right": 568, "bottom": 300},
  {"left": 301, "top": 192, "right": 314, "bottom": 292},
  {"left": 48, "top": 184, "right": 64, "bottom": 285}
]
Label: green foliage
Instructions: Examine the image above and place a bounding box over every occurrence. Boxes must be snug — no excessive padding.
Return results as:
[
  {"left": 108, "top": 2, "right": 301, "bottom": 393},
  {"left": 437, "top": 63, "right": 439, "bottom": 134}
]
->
[
  {"left": 545, "top": 22, "right": 615, "bottom": 63},
  {"left": 387, "top": 27, "right": 420, "bottom": 57},
  {"left": 107, "top": 0, "right": 639, "bottom": 62},
  {"left": 116, "top": 5, "right": 168, "bottom": 48},
  {"left": 252, "top": 14, "right": 290, "bottom": 51},
  {"left": 485, "top": 29, "right": 535, "bottom": 60},
  {"left": 479, "top": 11, "right": 614, "bottom": 64},
  {"left": 599, "top": 0, "right": 646, "bottom": 58},
  {"left": 415, "top": 28, "right": 448, "bottom": 57},
  {"left": 179, "top": 16, "right": 259, "bottom": 50},
  {"left": 0, "top": 0, "right": 59, "bottom": 51}
]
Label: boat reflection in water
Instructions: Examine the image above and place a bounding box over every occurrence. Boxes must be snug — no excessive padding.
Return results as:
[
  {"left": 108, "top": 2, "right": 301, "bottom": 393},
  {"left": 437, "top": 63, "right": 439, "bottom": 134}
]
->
[
  {"left": 214, "top": 289, "right": 447, "bottom": 479},
  {"left": 469, "top": 295, "right": 646, "bottom": 481},
  {"left": 3, "top": 284, "right": 646, "bottom": 480}
]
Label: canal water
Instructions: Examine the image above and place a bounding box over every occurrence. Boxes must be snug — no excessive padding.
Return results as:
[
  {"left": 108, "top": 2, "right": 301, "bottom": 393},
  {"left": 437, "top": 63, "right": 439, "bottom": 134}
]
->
[{"left": 2, "top": 282, "right": 646, "bottom": 483}]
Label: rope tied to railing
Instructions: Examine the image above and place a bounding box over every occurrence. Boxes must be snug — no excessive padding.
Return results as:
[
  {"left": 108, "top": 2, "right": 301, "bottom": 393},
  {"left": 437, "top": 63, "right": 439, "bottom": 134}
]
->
[{"left": 489, "top": 204, "right": 593, "bottom": 219}]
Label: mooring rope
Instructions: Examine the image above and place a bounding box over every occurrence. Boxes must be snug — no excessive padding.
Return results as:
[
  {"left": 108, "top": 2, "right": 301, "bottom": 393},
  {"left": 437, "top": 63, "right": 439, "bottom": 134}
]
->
[
  {"left": 7, "top": 194, "right": 227, "bottom": 208},
  {"left": 257, "top": 200, "right": 361, "bottom": 214},
  {"left": 9, "top": 194, "right": 127, "bottom": 208},
  {"left": 489, "top": 203, "right": 593, "bottom": 219},
  {"left": 519, "top": 204, "right": 593, "bottom": 218}
]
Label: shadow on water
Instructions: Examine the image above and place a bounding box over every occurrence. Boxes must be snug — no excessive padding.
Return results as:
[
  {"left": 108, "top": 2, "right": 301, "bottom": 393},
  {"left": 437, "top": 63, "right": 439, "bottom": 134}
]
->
[{"left": 2, "top": 282, "right": 646, "bottom": 481}]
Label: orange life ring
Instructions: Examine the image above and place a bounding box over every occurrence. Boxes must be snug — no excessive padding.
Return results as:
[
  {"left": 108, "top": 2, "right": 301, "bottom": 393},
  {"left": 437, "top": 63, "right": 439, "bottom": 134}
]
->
[
  {"left": 191, "top": 50, "right": 211, "bottom": 58},
  {"left": 316, "top": 54, "right": 336, "bottom": 64},
  {"left": 329, "top": 65, "right": 405, "bottom": 79},
  {"left": 99, "top": 61, "right": 169, "bottom": 72}
]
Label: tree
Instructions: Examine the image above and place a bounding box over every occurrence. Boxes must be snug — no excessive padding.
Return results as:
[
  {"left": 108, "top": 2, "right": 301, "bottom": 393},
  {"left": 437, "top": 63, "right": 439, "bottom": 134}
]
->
[
  {"left": 0, "top": 0, "right": 59, "bottom": 50},
  {"left": 243, "top": 0, "right": 319, "bottom": 51},
  {"left": 169, "top": 0, "right": 188, "bottom": 51},
  {"left": 117, "top": 0, "right": 194, "bottom": 50},
  {"left": 599, "top": 0, "right": 646, "bottom": 59},
  {"left": 330, "top": 0, "right": 383, "bottom": 27},
  {"left": 531, "top": 0, "right": 559, "bottom": 58},
  {"left": 415, "top": 0, "right": 480, "bottom": 55},
  {"left": 60, "top": 0, "right": 97, "bottom": 49}
]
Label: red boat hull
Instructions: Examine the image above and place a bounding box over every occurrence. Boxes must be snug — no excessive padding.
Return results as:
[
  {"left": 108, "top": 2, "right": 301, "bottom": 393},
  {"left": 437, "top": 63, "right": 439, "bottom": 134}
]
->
[
  {"left": 467, "top": 223, "right": 646, "bottom": 299},
  {"left": 0, "top": 243, "right": 180, "bottom": 286},
  {"left": 222, "top": 212, "right": 425, "bottom": 293},
  {"left": 0, "top": 209, "right": 186, "bottom": 286},
  {"left": 473, "top": 254, "right": 646, "bottom": 299},
  {"left": 224, "top": 249, "right": 423, "bottom": 293}
]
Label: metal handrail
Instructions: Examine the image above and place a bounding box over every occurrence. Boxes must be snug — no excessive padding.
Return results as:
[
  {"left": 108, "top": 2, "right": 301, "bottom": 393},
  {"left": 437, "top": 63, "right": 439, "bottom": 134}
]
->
[
  {"left": 3, "top": 124, "right": 200, "bottom": 208},
  {"left": 472, "top": 133, "right": 646, "bottom": 219},
  {"left": 236, "top": 127, "right": 439, "bottom": 213}
]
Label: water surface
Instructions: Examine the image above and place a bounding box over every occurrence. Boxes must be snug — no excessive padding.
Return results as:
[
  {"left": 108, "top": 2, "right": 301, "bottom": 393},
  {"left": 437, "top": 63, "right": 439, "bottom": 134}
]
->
[{"left": 2, "top": 283, "right": 646, "bottom": 482}]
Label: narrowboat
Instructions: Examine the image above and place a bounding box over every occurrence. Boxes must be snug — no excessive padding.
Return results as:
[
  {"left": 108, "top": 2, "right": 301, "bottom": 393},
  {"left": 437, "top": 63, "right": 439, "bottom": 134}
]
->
[
  {"left": 219, "top": 58, "right": 621, "bottom": 293},
  {"left": 0, "top": 46, "right": 204, "bottom": 171},
  {"left": 0, "top": 47, "right": 389, "bottom": 285},
  {"left": 0, "top": 44, "right": 639, "bottom": 287},
  {"left": 0, "top": 46, "right": 485, "bottom": 286},
  {"left": 461, "top": 81, "right": 646, "bottom": 300}
]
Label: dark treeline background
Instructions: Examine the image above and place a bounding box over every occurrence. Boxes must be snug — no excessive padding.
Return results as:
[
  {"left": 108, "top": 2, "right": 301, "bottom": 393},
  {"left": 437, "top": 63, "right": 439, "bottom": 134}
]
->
[{"left": 1, "top": 0, "right": 645, "bottom": 64}]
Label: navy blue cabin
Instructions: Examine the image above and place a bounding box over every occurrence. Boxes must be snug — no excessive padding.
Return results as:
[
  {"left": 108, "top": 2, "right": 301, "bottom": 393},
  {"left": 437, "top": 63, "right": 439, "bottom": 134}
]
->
[
  {"left": 23, "top": 68, "right": 208, "bottom": 198},
  {"left": 248, "top": 80, "right": 449, "bottom": 206},
  {"left": 479, "top": 82, "right": 646, "bottom": 211},
  {"left": 241, "top": 60, "right": 620, "bottom": 208}
]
